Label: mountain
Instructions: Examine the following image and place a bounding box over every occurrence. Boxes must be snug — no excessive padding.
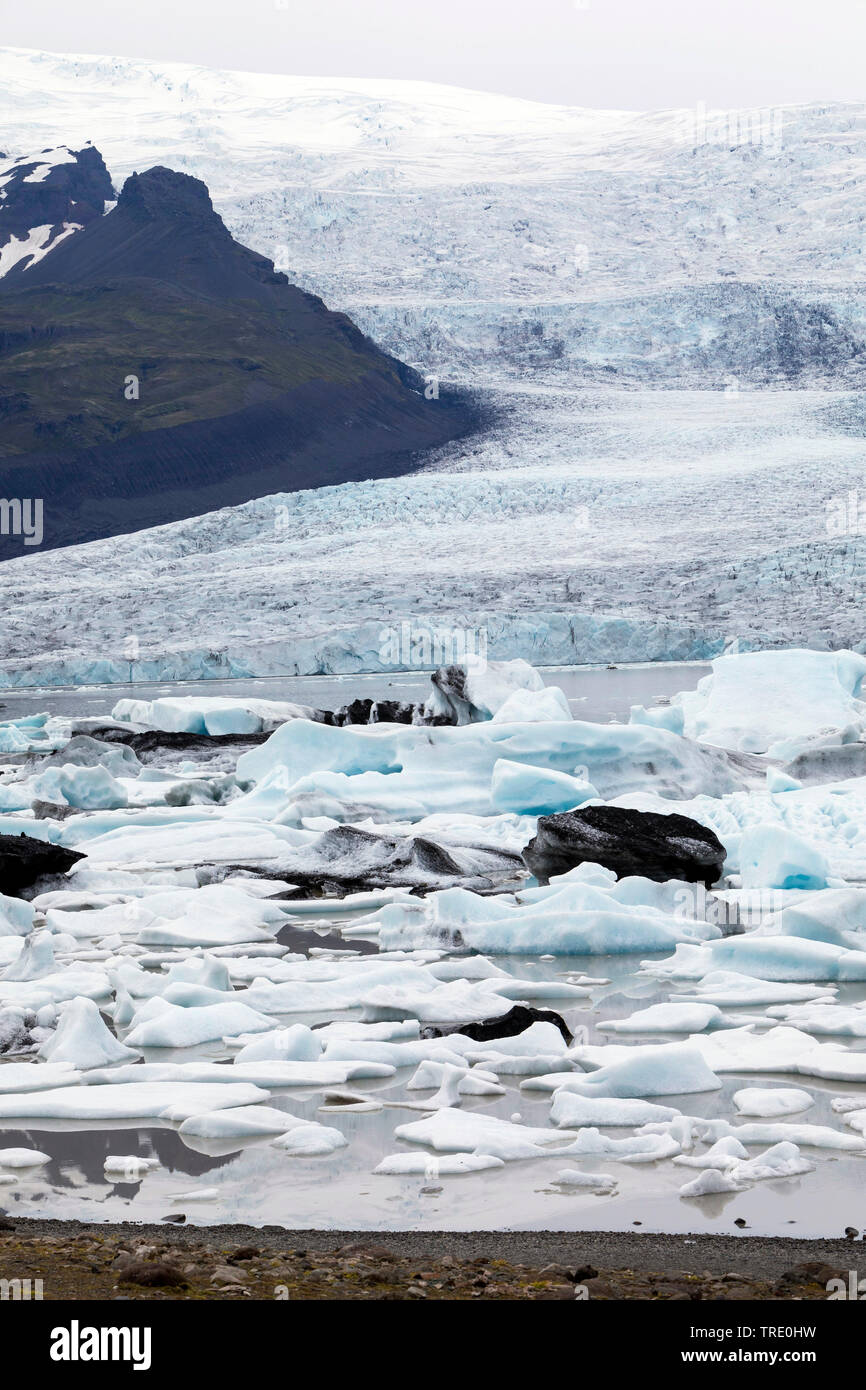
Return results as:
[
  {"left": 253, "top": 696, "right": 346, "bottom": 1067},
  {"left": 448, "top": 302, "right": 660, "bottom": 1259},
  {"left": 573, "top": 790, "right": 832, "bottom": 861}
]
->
[
  {"left": 0, "top": 154, "right": 482, "bottom": 557},
  {"left": 0, "top": 143, "right": 114, "bottom": 276}
]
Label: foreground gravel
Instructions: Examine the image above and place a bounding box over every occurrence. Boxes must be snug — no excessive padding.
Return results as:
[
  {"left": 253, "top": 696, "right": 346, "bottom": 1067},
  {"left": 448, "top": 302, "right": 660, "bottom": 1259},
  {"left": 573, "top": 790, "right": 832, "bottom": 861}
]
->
[{"left": 1, "top": 1218, "right": 861, "bottom": 1300}]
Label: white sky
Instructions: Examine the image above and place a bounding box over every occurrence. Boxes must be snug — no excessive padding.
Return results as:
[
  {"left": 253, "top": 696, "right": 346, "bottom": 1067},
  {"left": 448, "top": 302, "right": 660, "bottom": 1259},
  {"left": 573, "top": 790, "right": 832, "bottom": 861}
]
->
[{"left": 5, "top": 0, "right": 866, "bottom": 109}]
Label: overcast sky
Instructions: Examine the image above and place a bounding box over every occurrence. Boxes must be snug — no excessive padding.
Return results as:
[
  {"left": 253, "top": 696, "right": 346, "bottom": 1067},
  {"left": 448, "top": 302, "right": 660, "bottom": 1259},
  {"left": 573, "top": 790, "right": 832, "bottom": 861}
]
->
[{"left": 6, "top": 0, "right": 866, "bottom": 109}]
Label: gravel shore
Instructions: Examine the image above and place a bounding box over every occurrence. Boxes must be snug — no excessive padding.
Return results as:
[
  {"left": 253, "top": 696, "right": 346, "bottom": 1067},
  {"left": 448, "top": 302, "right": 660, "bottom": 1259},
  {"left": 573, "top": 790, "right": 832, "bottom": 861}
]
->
[{"left": 2, "top": 1217, "right": 860, "bottom": 1300}]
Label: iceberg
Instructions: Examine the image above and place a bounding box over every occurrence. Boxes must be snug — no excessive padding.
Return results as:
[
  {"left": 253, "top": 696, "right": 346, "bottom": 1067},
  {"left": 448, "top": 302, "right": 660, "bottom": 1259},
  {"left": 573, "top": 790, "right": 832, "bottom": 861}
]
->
[
  {"left": 679, "top": 1169, "right": 740, "bottom": 1197},
  {"left": 369, "top": 871, "right": 721, "bottom": 956},
  {"left": 738, "top": 824, "right": 831, "bottom": 891},
  {"left": 112, "top": 695, "right": 315, "bottom": 735},
  {"left": 668, "top": 649, "right": 866, "bottom": 757},
  {"left": 236, "top": 714, "right": 743, "bottom": 812},
  {"left": 124, "top": 1000, "right": 276, "bottom": 1048},
  {"left": 30, "top": 763, "right": 129, "bottom": 811},
  {"left": 490, "top": 758, "right": 598, "bottom": 815},
  {"left": 553, "top": 1042, "right": 722, "bottom": 1099},
  {"left": 38, "top": 997, "right": 137, "bottom": 1069},
  {"left": 647, "top": 935, "right": 866, "bottom": 983}
]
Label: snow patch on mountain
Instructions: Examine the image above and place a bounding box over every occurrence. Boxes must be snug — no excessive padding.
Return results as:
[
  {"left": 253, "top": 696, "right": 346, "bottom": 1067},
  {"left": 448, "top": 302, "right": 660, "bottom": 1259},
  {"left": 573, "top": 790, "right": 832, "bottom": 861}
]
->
[{"left": 0, "top": 140, "right": 113, "bottom": 277}]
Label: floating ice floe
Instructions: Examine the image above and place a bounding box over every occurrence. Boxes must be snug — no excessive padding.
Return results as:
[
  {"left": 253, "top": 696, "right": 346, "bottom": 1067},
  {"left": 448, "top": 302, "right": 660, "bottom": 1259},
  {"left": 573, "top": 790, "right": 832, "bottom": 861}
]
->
[
  {"left": 0, "top": 1060, "right": 80, "bottom": 1091},
  {"left": 0, "top": 1081, "right": 269, "bottom": 1121},
  {"left": 269, "top": 1122, "right": 348, "bottom": 1155},
  {"left": 236, "top": 957, "right": 585, "bottom": 1024},
  {"left": 540, "top": 1041, "right": 722, "bottom": 1099},
  {"left": 406, "top": 1061, "right": 504, "bottom": 1105},
  {"left": 0, "top": 894, "right": 36, "bottom": 938},
  {"left": 679, "top": 1169, "right": 740, "bottom": 1198},
  {"left": 178, "top": 1104, "right": 312, "bottom": 1140},
  {"left": 645, "top": 936, "right": 866, "bottom": 982},
  {"left": 234, "top": 1024, "right": 323, "bottom": 1062},
  {"left": 0, "top": 1147, "right": 50, "bottom": 1167},
  {"left": 3, "top": 931, "right": 59, "bottom": 981},
  {"left": 0, "top": 964, "right": 112, "bottom": 1012},
  {"left": 365, "top": 867, "right": 723, "bottom": 956},
  {"left": 727, "top": 1141, "right": 816, "bottom": 1183},
  {"left": 566, "top": 1025, "right": 866, "bottom": 1088},
  {"left": 104, "top": 1155, "right": 160, "bottom": 1178},
  {"left": 738, "top": 824, "right": 832, "bottom": 891},
  {"left": 673, "top": 1136, "right": 750, "bottom": 1169},
  {"left": 672, "top": 970, "right": 835, "bottom": 1007},
  {"left": 732, "top": 1087, "right": 815, "bottom": 1117},
  {"left": 557, "top": 1128, "right": 682, "bottom": 1163},
  {"left": 767, "top": 1006, "right": 866, "bottom": 1039},
  {"left": 726, "top": 1121, "right": 865, "bottom": 1151},
  {"left": 374, "top": 1152, "right": 504, "bottom": 1175},
  {"left": 394, "top": 1109, "right": 577, "bottom": 1161},
  {"left": 321, "top": 1038, "right": 466, "bottom": 1069},
  {"left": 686, "top": 1025, "right": 866, "bottom": 1082},
  {"left": 597, "top": 1002, "right": 730, "bottom": 1033},
  {"left": 124, "top": 999, "right": 276, "bottom": 1048},
  {"left": 83, "top": 1059, "right": 396, "bottom": 1088},
  {"left": 549, "top": 1093, "right": 680, "bottom": 1128},
  {"left": 43, "top": 882, "right": 287, "bottom": 948},
  {"left": 552, "top": 1170, "right": 617, "bottom": 1191}
]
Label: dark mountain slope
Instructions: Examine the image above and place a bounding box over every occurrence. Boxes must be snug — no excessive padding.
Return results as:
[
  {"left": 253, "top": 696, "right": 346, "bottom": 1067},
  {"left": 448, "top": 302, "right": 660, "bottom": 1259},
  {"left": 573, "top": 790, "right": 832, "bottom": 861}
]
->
[{"left": 0, "top": 161, "right": 484, "bottom": 557}]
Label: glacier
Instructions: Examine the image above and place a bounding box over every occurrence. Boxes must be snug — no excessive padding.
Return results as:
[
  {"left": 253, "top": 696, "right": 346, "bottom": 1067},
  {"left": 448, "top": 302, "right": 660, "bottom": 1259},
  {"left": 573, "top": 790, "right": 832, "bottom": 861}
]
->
[{"left": 0, "top": 51, "right": 865, "bottom": 678}]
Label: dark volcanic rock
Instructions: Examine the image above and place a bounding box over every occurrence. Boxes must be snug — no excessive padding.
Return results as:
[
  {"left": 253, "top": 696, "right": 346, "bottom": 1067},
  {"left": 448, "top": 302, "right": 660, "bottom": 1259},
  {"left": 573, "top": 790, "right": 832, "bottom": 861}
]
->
[
  {"left": 522, "top": 806, "right": 725, "bottom": 887},
  {"left": 422, "top": 1003, "right": 573, "bottom": 1044},
  {"left": 0, "top": 832, "right": 86, "bottom": 895},
  {"left": 330, "top": 698, "right": 421, "bottom": 726},
  {"left": 323, "top": 696, "right": 455, "bottom": 727}
]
